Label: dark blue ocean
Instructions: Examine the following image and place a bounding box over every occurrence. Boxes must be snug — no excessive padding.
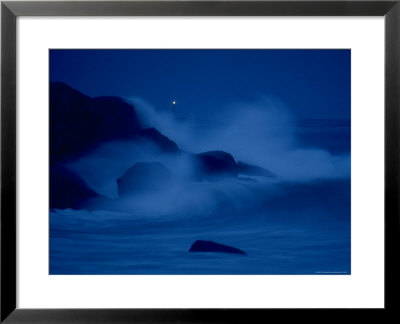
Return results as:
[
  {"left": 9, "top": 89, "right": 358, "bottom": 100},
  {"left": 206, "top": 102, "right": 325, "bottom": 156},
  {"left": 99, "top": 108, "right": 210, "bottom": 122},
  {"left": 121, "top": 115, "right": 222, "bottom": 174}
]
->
[{"left": 50, "top": 118, "right": 350, "bottom": 275}]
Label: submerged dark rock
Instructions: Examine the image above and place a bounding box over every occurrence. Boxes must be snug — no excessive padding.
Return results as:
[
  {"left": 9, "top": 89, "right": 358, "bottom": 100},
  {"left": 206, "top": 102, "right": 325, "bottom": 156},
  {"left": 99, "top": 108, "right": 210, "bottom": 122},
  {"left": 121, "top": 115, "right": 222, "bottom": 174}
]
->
[
  {"left": 50, "top": 82, "right": 141, "bottom": 163},
  {"left": 189, "top": 240, "right": 247, "bottom": 255},
  {"left": 117, "top": 162, "right": 171, "bottom": 196}
]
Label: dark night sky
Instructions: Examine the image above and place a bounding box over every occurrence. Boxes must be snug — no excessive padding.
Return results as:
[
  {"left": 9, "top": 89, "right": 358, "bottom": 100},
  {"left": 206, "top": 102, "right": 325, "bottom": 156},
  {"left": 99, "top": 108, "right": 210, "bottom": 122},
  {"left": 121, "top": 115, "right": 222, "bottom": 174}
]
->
[{"left": 50, "top": 49, "right": 350, "bottom": 119}]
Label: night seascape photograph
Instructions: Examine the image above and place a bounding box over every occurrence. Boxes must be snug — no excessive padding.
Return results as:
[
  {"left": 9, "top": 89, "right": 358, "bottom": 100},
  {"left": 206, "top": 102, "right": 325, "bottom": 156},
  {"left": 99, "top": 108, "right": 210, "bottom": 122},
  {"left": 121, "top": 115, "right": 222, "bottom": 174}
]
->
[{"left": 49, "top": 49, "right": 351, "bottom": 275}]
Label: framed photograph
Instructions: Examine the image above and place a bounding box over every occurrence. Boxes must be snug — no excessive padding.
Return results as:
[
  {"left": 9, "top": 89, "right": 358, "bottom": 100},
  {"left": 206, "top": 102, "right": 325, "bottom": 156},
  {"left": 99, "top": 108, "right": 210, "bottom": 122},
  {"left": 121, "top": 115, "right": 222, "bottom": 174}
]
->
[{"left": 1, "top": 0, "right": 399, "bottom": 322}]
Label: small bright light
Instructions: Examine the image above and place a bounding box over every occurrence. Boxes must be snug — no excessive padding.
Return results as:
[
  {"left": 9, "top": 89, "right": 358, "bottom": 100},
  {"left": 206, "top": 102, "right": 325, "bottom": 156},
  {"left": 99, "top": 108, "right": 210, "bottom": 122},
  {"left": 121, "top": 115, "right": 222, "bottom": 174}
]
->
[{"left": 172, "top": 100, "right": 176, "bottom": 105}]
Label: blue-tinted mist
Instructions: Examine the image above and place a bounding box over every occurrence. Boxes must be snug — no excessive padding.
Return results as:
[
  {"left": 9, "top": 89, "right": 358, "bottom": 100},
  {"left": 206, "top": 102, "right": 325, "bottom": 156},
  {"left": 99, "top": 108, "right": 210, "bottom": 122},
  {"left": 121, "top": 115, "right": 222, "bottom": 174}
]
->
[{"left": 49, "top": 50, "right": 350, "bottom": 275}]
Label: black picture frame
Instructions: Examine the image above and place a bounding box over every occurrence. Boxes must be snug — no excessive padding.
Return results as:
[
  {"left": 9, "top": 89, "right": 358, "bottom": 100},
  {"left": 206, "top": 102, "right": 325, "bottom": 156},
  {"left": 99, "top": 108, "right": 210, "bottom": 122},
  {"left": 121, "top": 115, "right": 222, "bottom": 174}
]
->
[{"left": 1, "top": 0, "right": 399, "bottom": 322}]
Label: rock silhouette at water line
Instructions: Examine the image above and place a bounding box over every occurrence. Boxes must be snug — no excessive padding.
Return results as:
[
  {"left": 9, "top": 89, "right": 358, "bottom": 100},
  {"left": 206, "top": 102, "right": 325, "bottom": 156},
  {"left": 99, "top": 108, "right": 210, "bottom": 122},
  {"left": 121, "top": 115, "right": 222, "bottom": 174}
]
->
[{"left": 188, "top": 240, "right": 247, "bottom": 255}]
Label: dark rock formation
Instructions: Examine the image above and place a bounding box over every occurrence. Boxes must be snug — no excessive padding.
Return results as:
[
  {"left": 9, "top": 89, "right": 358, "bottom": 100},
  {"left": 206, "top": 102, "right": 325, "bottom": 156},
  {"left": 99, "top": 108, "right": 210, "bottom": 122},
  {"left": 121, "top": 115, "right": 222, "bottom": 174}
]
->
[
  {"left": 139, "top": 127, "right": 179, "bottom": 153},
  {"left": 193, "top": 150, "right": 275, "bottom": 180},
  {"left": 195, "top": 150, "right": 238, "bottom": 178},
  {"left": 50, "top": 165, "right": 100, "bottom": 209},
  {"left": 117, "top": 162, "right": 171, "bottom": 196},
  {"left": 188, "top": 240, "right": 247, "bottom": 255},
  {"left": 238, "top": 161, "right": 276, "bottom": 178},
  {"left": 50, "top": 82, "right": 141, "bottom": 163}
]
